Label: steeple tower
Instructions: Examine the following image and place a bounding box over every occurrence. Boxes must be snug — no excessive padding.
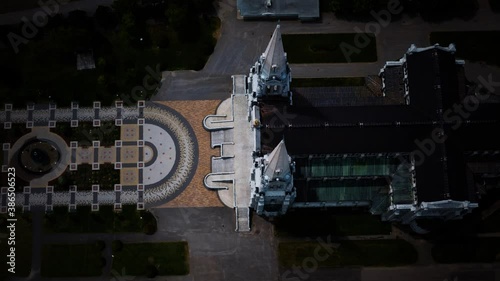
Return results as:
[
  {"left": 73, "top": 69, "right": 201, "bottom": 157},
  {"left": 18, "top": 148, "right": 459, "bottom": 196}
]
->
[
  {"left": 250, "top": 140, "right": 296, "bottom": 217},
  {"left": 260, "top": 25, "right": 288, "bottom": 83},
  {"left": 263, "top": 139, "right": 292, "bottom": 182},
  {"left": 248, "top": 25, "right": 292, "bottom": 102}
]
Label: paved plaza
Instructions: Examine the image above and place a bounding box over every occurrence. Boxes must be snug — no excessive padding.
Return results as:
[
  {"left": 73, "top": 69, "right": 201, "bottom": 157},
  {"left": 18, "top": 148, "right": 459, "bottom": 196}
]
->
[
  {"left": 0, "top": 101, "right": 202, "bottom": 212},
  {"left": 1, "top": 0, "right": 500, "bottom": 281}
]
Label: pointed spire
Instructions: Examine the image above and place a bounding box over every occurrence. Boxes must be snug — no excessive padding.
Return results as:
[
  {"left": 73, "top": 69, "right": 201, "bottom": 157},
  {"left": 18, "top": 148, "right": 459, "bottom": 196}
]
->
[
  {"left": 261, "top": 25, "right": 287, "bottom": 79},
  {"left": 264, "top": 139, "right": 291, "bottom": 181}
]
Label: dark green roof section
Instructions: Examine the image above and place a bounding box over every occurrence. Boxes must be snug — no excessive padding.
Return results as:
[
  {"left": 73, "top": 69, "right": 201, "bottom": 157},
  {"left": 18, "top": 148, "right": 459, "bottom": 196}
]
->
[
  {"left": 294, "top": 156, "right": 414, "bottom": 211},
  {"left": 301, "top": 157, "right": 401, "bottom": 178},
  {"left": 296, "top": 178, "right": 389, "bottom": 202},
  {"left": 391, "top": 163, "right": 415, "bottom": 204}
]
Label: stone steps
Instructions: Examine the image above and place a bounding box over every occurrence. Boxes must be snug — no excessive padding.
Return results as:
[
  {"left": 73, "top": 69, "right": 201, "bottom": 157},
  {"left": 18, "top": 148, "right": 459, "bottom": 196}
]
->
[{"left": 236, "top": 207, "right": 250, "bottom": 232}]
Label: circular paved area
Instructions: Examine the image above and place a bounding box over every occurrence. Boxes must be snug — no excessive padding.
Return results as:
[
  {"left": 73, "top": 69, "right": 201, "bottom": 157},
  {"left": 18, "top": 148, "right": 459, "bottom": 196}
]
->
[
  {"left": 143, "top": 123, "right": 177, "bottom": 185},
  {"left": 143, "top": 103, "right": 198, "bottom": 207},
  {"left": 9, "top": 128, "right": 70, "bottom": 184},
  {"left": 19, "top": 139, "right": 60, "bottom": 174}
]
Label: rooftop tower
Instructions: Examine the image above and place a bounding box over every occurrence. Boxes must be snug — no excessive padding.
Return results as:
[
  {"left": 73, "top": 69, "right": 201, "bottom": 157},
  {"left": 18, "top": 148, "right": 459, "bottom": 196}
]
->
[
  {"left": 248, "top": 25, "right": 292, "bottom": 103},
  {"left": 250, "top": 140, "right": 296, "bottom": 217}
]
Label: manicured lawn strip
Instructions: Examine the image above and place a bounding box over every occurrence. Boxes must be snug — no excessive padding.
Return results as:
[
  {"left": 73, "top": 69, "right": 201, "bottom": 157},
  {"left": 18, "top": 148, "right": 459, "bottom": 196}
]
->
[
  {"left": 429, "top": 31, "right": 500, "bottom": 67},
  {"left": 43, "top": 205, "right": 156, "bottom": 233},
  {"left": 0, "top": 212, "right": 32, "bottom": 279},
  {"left": 278, "top": 239, "right": 417, "bottom": 267},
  {"left": 432, "top": 238, "right": 500, "bottom": 263},
  {"left": 41, "top": 243, "right": 104, "bottom": 277},
  {"left": 274, "top": 210, "right": 391, "bottom": 237},
  {"left": 112, "top": 242, "right": 189, "bottom": 277},
  {"left": 292, "top": 77, "right": 366, "bottom": 88},
  {"left": 282, "top": 33, "right": 377, "bottom": 63}
]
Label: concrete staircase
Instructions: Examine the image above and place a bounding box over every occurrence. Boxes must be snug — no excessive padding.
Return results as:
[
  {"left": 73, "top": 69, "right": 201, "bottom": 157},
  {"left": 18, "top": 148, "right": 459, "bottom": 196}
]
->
[{"left": 235, "top": 207, "right": 250, "bottom": 232}]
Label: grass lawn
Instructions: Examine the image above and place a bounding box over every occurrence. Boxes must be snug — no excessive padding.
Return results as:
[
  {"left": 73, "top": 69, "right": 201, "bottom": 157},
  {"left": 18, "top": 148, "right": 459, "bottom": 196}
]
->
[
  {"left": 43, "top": 205, "right": 157, "bottom": 233},
  {"left": 112, "top": 242, "right": 189, "bottom": 277},
  {"left": 291, "top": 77, "right": 366, "bottom": 88},
  {"left": 41, "top": 243, "right": 104, "bottom": 277},
  {"left": 429, "top": 31, "right": 500, "bottom": 66},
  {"left": 274, "top": 210, "right": 392, "bottom": 237},
  {"left": 279, "top": 239, "right": 417, "bottom": 267},
  {"left": 432, "top": 238, "right": 500, "bottom": 263},
  {"left": 282, "top": 33, "right": 377, "bottom": 63},
  {"left": 0, "top": 212, "right": 32, "bottom": 279}
]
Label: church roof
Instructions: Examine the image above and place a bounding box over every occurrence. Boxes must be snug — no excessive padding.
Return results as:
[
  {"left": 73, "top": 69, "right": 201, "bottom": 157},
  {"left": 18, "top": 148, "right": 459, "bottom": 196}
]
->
[
  {"left": 264, "top": 139, "right": 291, "bottom": 181},
  {"left": 261, "top": 25, "right": 288, "bottom": 80},
  {"left": 237, "top": 0, "right": 320, "bottom": 20}
]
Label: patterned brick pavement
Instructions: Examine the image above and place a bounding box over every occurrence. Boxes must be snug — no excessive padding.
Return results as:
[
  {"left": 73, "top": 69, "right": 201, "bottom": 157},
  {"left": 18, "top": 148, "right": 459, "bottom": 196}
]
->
[
  {"left": 155, "top": 100, "right": 224, "bottom": 208},
  {"left": 120, "top": 168, "right": 139, "bottom": 185},
  {"left": 121, "top": 146, "right": 139, "bottom": 163},
  {"left": 120, "top": 124, "right": 140, "bottom": 141}
]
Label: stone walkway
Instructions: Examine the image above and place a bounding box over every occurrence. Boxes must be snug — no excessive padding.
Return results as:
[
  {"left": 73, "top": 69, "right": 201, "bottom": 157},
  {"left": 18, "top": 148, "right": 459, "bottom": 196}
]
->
[
  {"left": 202, "top": 75, "right": 253, "bottom": 231},
  {"left": 0, "top": 102, "right": 201, "bottom": 212},
  {"left": 156, "top": 100, "right": 224, "bottom": 208},
  {"left": 142, "top": 123, "right": 176, "bottom": 185}
]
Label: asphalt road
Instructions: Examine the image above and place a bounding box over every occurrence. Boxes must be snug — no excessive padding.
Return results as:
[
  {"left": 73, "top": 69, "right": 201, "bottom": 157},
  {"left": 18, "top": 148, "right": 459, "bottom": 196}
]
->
[{"left": 154, "top": 0, "right": 500, "bottom": 101}]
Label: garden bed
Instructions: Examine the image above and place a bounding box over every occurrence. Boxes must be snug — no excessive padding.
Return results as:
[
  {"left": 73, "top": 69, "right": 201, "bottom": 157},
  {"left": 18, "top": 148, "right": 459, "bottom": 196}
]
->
[
  {"left": 41, "top": 243, "right": 104, "bottom": 277},
  {"left": 282, "top": 33, "right": 377, "bottom": 63},
  {"left": 112, "top": 242, "right": 189, "bottom": 277}
]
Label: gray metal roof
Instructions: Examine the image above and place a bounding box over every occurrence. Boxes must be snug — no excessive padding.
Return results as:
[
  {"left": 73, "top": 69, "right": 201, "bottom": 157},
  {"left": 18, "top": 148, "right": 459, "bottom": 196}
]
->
[
  {"left": 264, "top": 139, "right": 291, "bottom": 181},
  {"left": 237, "top": 0, "right": 320, "bottom": 20},
  {"left": 260, "top": 25, "right": 287, "bottom": 80}
]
